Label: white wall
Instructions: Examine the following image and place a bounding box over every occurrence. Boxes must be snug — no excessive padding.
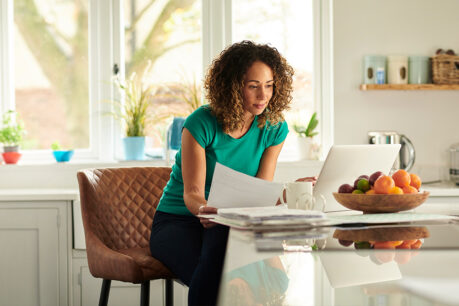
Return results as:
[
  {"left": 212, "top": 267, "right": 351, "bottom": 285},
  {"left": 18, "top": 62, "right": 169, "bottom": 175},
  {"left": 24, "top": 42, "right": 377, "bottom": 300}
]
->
[{"left": 333, "top": 0, "right": 459, "bottom": 181}]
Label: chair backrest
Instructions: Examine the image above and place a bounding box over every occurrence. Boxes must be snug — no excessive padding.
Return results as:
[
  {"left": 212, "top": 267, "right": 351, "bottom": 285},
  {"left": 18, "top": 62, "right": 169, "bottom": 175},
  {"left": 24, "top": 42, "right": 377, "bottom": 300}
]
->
[{"left": 77, "top": 167, "right": 171, "bottom": 251}]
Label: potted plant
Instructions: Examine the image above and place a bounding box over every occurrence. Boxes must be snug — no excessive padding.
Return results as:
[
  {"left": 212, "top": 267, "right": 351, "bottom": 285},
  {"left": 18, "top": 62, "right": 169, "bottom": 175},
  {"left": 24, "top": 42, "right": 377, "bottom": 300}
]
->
[
  {"left": 0, "top": 110, "right": 26, "bottom": 164},
  {"left": 293, "top": 112, "right": 320, "bottom": 160},
  {"left": 51, "top": 141, "right": 74, "bottom": 162},
  {"left": 111, "top": 64, "right": 159, "bottom": 160}
]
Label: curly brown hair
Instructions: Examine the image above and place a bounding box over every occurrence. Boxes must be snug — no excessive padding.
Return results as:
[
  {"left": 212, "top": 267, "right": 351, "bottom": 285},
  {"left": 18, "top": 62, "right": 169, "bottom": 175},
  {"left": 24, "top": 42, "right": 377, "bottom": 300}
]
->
[{"left": 204, "top": 40, "right": 294, "bottom": 133}]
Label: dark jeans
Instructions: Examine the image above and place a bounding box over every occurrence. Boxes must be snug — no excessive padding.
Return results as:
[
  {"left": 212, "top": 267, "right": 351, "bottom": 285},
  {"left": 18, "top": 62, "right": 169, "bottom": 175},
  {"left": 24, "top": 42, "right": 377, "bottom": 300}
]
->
[{"left": 149, "top": 211, "right": 229, "bottom": 306}]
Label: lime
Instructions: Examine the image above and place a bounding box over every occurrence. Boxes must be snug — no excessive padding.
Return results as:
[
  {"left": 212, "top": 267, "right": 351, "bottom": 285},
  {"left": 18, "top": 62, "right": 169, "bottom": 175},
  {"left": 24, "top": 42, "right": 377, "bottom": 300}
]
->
[
  {"left": 354, "top": 241, "right": 372, "bottom": 249},
  {"left": 352, "top": 189, "right": 364, "bottom": 194},
  {"left": 357, "top": 179, "right": 370, "bottom": 192}
]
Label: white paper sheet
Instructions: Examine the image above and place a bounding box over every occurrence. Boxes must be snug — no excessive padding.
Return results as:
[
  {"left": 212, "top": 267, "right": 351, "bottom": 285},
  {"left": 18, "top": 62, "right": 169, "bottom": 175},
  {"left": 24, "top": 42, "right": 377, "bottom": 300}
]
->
[{"left": 207, "top": 162, "right": 284, "bottom": 208}]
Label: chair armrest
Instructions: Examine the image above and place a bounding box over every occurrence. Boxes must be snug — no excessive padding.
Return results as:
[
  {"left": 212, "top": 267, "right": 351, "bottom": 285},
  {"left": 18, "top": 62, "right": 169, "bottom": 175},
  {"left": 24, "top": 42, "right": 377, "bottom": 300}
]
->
[{"left": 85, "top": 229, "right": 144, "bottom": 282}]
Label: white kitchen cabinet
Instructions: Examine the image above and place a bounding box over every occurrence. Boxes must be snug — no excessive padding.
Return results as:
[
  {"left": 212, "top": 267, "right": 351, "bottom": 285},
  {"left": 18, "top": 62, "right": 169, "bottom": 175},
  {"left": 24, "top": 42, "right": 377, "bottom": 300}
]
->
[
  {"left": 0, "top": 201, "right": 70, "bottom": 306},
  {"left": 72, "top": 250, "right": 188, "bottom": 306}
]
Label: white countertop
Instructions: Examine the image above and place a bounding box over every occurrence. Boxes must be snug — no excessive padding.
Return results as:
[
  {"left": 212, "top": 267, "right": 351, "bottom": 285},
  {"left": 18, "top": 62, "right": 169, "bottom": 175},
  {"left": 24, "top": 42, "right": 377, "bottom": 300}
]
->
[
  {"left": 0, "top": 189, "right": 79, "bottom": 201},
  {"left": 422, "top": 181, "right": 459, "bottom": 196}
]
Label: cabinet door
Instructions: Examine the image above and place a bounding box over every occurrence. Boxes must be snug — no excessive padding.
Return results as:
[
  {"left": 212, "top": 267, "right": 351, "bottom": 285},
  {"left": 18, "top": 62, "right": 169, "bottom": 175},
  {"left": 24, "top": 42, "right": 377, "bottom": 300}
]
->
[
  {"left": 73, "top": 255, "right": 188, "bottom": 306},
  {"left": 0, "top": 206, "right": 62, "bottom": 306}
]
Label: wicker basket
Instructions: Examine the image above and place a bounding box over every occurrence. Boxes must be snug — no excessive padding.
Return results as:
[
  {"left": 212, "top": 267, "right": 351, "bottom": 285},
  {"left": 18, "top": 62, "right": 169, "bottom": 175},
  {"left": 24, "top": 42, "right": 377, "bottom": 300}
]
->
[{"left": 432, "top": 54, "right": 459, "bottom": 84}]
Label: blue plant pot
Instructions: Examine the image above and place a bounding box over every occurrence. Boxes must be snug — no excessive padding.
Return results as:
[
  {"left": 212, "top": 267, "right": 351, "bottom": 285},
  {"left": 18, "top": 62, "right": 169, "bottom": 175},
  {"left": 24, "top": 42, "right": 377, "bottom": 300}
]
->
[
  {"left": 123, "top": 136, "right": 145, "bottom": 160},
  {"left": 53, "top": 150, "right": 74, "bottom": 162}
]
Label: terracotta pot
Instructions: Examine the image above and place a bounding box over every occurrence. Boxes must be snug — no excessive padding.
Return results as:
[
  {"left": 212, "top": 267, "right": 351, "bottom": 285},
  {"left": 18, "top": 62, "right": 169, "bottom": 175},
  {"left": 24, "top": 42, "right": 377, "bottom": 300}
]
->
[{"left": 2, "top": 152, "right": 21, "bottom": 164}]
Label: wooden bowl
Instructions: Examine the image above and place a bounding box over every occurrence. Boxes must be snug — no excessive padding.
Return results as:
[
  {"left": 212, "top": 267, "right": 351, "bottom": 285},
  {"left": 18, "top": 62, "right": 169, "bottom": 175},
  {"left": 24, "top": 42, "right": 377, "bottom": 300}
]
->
[
  {"left": 332, "top": 191, "right": 430, "bottom": 213},
  {"left": 333, "top": 226, "right": 430, "bottom": 242}
]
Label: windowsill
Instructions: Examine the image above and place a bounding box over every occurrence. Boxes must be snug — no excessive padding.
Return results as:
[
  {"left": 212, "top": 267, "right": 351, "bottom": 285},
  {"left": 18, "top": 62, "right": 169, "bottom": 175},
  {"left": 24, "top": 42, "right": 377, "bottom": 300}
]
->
[
  {"left": 0, "top": 157, "right": 324, "bottom": 190},
  {"left": 0, "top": 157, "right": 323, "bottom": 168}
]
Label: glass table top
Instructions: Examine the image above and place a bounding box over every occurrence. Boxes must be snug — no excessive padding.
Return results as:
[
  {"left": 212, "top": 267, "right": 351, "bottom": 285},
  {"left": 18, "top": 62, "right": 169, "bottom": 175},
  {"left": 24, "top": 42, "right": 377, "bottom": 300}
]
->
[{"left": 218, "top": 220, "right": 459, "bottom": 306}]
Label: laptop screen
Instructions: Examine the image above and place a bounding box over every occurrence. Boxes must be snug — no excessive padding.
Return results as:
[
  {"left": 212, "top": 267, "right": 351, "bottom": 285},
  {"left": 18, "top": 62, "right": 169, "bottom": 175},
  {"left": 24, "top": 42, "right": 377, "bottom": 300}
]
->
[{"left": 313, "top": 144, "right": 401, "bottom": 212}]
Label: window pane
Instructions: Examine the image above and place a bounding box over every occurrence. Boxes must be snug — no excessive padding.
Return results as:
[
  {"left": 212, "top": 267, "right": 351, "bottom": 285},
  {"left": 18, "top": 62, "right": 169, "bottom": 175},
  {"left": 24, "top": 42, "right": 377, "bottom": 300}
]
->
[
  {"left": 14, "top": 0, "right": 89, "bottom": 150},
  {"left": 124, "top": 0, "right": 202, "bottom": 155},
  {"left": 233, "top": 0, "right": 315, "bottom": 160}
]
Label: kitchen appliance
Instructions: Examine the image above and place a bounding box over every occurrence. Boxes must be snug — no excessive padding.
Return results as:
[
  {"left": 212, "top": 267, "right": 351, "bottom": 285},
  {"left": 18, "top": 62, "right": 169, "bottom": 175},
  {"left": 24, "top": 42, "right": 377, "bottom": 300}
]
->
[
  {"left": 450, "top": 143, "right": 459, "bottom": 186},
  {"left": 368, "top": 131, "right": 415, "bottom": 171}
]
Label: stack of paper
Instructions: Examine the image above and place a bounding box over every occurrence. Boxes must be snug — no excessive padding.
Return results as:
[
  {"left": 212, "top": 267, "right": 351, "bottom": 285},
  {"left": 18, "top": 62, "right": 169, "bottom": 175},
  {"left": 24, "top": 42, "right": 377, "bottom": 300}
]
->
[
  {"left": 213, "top": 206, "right": 329, "bottom": 229},
  {"left": 218, "top": 206, "right": 324, "bottom": 222}
]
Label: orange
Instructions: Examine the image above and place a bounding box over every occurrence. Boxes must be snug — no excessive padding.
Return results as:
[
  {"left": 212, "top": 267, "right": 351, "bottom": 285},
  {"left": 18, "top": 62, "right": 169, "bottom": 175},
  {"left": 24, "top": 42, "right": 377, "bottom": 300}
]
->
[
  {"left": 410, "top": 173, "right": 422, "bottom": 190},
  {"left": 374, "top": 241, "right": 403, "bottom": 249},
  {"left": 396, "top": 240, "right": 417, "bottom": 249},
  {"left": 389, "top": 186, "right": 404, "bottom": 194},
  {"left": 402, "top": 185, "right": 418, "bottom": 194},
  {"left": 374, "top": 175, "right": 395, "bottom": 194},
  {"left": 411, "top": 240, "right": 422, "bottom": 249},
  {"left": 365, "top": 189, "right": 376, "bottom": 195},
  {"left": 392, "top": 169, "right": 411, "bottom": 188}
]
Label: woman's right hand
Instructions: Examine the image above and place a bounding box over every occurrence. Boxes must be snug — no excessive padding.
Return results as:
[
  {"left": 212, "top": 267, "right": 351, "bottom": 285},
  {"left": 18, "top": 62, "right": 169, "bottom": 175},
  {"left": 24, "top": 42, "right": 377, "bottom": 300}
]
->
[{"left": 198, "top": 205, "right": 218, "bottom": 228}]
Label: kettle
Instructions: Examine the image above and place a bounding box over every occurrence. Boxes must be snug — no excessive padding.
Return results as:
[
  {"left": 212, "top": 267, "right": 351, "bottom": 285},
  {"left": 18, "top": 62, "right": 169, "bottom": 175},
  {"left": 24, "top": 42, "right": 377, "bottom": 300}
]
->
[
  {"left": 368, "top": 131, "right": 416, "bottom": 171},
  {"left": 450, "top": 143, "right": 459, "bottom": 186}
]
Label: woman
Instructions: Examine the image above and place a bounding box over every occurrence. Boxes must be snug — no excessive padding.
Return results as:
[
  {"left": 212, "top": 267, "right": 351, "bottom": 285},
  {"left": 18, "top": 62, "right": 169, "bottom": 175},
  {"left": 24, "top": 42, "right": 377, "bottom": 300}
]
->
[{"left": 150, "top": 40, "right": 294, "bottom": 306}]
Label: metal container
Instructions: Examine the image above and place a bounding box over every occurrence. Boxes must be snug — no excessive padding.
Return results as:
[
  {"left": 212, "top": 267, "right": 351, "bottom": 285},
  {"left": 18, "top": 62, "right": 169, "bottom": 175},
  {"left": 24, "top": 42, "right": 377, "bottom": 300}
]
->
[
  {"left": 368, "top": 131, "right": 416, "bottom": 171},
  {"left": 450, "top": 143, "right": 459, "bottom": 186}
]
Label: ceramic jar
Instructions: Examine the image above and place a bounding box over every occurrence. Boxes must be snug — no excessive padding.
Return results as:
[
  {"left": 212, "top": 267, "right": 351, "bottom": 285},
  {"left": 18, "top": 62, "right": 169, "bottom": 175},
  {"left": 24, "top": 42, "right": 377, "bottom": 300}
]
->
[
  {"left": 387, "top": 55, "right": 408, "bottom": 84},
  {"left": 409, "top": 56, "right": 431, "bottom": 84},
  {"left": 363, "top": 55, "right": 387, "bottom": 84}
]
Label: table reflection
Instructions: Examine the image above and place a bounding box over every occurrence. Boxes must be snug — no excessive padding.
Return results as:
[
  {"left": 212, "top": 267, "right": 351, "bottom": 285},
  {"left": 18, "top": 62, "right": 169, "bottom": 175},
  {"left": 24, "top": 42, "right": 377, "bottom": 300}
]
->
[
  {"left": 224, "top": 257, "right": 289, "bottom": 305},
  {"left": 219, "top": 223, "right": 459, "bottom": 306}
]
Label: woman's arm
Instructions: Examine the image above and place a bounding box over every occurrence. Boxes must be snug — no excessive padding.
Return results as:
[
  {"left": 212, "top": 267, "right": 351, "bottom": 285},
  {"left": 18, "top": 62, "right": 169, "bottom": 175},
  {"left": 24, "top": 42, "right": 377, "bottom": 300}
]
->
[
  {"left": 181, "top": 128, "right": 208, "bottom": 216},
  {"left": 256, "top": 141, "right": 285, "bottom": 181}
]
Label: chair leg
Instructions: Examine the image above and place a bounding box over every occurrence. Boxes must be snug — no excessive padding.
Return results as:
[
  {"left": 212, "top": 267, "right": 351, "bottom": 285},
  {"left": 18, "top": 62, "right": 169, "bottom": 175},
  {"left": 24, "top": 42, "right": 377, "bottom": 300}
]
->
[
  {"left": 99, "top": 279, "right": 111, "bottom": 306},
  {"left": 140, "top": 281, "right": 150, "bottom": 306},
  {"left": 165, "top": 279, "right": 174, "bottom": 306}
]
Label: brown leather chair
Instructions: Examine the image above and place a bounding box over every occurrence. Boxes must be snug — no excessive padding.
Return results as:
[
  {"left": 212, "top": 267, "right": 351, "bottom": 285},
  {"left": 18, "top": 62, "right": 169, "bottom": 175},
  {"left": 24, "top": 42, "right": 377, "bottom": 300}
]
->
[{"left": 77, "top": 167, "right": 176, "bottom": 306}]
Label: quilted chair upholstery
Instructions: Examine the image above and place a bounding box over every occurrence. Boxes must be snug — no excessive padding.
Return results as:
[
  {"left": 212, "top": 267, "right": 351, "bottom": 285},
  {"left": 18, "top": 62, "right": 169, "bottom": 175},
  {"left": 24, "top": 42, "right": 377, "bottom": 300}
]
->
[{"left": 77, "top": 167, "right": 176, "bottom": 306}]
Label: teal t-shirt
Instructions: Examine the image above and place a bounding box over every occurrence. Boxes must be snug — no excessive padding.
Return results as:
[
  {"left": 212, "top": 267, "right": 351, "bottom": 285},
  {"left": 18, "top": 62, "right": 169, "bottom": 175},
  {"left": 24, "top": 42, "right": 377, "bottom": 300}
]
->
[{"left": 156, "top": 105, "right": 289, "bottom": 216}]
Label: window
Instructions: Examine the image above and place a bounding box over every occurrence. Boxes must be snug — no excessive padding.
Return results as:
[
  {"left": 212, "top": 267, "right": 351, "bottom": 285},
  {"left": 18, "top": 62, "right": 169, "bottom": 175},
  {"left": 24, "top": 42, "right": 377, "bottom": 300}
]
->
[
  {"left": 233, "top": 0, "right": 315, "bottom": 160},
  {"left": 14, "top": 0, "right": 89, "bottom": 150},
  {"left": 0, "top": 0, "right": 331, "bottom": 162},
  {"left": 122, "top": 0, "right": 202, "bottom": 158}
]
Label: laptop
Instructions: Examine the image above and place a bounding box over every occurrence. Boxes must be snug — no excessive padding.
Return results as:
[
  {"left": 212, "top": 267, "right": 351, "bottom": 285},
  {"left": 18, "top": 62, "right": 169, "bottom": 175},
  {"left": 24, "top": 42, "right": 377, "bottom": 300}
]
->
[{"left": 313, "top": 144, "right": 401, "bottom": 213}]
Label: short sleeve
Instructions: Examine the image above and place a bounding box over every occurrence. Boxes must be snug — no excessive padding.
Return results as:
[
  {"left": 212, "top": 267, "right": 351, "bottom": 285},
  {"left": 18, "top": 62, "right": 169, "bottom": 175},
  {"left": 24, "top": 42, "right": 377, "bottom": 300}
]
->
[
  {"left": 183, "top": 106, "right": 216, "bottom": 148},
  {"left": 266, "top": 120, "right": 289, "bottom": 147}
]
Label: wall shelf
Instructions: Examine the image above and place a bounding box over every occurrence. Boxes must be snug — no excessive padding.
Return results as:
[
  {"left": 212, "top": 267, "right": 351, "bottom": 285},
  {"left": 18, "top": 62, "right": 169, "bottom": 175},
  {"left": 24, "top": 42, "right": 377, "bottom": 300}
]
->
[{"left": 360, "top": 84, "right": 459, "bottom": 90}]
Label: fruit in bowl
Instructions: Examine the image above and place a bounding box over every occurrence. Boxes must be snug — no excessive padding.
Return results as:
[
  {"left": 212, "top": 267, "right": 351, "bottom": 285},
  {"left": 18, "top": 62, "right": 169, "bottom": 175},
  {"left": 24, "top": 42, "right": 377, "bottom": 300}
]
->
[
  {"left": 334, "top": 170, "right": 429, "bottom": 213},
  {"left": 338, "top": 170, "right": 422, "bottom": 195},
  {"left": 334, "top": 227, "right": 428, "bottom": 264}
]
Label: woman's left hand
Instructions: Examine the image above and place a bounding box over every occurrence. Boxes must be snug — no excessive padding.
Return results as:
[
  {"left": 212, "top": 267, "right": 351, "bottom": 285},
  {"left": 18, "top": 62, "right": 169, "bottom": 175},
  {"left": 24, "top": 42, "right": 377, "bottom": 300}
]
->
[
  {"left": 198, "top": 205, "right": 218, "bottom": 228},
  {"left": 296, "top": 176, "right": 318, "bottom": 186}
]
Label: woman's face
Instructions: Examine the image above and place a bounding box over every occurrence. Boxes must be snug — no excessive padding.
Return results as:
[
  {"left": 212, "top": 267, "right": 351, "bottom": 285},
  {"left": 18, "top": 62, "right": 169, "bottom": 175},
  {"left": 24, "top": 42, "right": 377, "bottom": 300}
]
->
[{"left": 242, "top": 61, "right": 274, "bottom": 117}]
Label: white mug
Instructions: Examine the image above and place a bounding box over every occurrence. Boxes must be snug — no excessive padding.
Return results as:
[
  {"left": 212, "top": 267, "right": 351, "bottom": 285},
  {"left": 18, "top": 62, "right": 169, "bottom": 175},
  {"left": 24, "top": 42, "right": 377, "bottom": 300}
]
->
[{"left": 280, "top": 181, "right": 314, "bottom": 210}]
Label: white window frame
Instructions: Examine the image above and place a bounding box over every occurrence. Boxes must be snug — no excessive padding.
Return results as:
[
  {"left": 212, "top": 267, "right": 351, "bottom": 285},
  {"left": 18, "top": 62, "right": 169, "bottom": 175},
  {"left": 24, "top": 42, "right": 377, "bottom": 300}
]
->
[
  {"left": 203, "top": 0, "right": 334, "bottom": 159},
  {"left": 0, "top": 0, "right": 332, "bottom": 163},
  {"left": 0, "top": 0, "right": 119, "bottom": 162}
]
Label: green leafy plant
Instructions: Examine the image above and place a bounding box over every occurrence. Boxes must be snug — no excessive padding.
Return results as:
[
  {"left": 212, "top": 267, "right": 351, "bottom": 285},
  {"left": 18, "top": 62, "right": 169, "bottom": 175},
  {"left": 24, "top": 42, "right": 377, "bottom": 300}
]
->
[
  {"left": 161, "top": 77, "right": 204, "bottom": 116},
  {"left": 293, "top": 112, "right": 319, "bottom": 138},
  {"left": 51, "top": 141, "right": 61, "bottom": 150},
  {"left": 0, "top": 110, "right": 26, "bottom": 147},
  {"left": 51, "top": 141, "right": 72, "bottom": 151},
  {"left": 110, "top": 62, "right": 160, "bottom": 137}
]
